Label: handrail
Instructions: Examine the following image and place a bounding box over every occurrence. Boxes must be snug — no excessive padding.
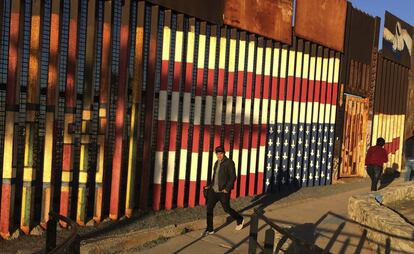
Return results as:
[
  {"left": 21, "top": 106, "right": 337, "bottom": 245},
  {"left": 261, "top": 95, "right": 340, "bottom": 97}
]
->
[{"left": 45, "top": 211, "right": 80, "bottom": 254}]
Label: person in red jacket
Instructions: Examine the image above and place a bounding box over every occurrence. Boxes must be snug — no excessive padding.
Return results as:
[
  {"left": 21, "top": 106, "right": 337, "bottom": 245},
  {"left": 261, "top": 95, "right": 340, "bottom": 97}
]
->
[{"left": 365, "top": 137, "right": 389, "bottom": 191}]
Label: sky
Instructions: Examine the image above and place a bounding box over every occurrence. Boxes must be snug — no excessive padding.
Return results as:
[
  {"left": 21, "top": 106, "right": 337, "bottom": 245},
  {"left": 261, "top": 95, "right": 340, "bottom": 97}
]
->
[{"left": 348, "top": 0, "right": 414, "bottom": 48}]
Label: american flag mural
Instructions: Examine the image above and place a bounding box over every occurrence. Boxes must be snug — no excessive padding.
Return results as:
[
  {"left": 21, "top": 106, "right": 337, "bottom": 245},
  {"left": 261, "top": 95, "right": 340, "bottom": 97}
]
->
[{"left": 0, "top": 1, "right": 349, "bottom": 237}]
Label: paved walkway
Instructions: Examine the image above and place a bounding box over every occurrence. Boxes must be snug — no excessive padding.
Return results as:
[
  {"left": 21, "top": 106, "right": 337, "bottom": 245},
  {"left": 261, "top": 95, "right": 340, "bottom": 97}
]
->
[{"left": 138, "top": 178, "right": 404, "bottom": 254}]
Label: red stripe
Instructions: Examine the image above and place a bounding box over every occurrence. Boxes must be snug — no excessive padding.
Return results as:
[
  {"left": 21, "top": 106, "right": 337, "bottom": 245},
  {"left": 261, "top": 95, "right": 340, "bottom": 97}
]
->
[
  {"left": 294, "top": 77, "right": 301, "bottom": 101},
  {"left": 152, "top": 184, "right": 161, "bottom": 211},
  {"left": 177, "top": 179, "right": 185, "bottom": 208},
  {"left": 252, "top": 125, "right": 259, "bottom": 145},
  {"left": 181, "top": 123, "right": 189, "bottom": 149},
  {"left": 278, "top": 77, "right": 286, "bottom": 100},
  {"left": 249, "top": 173, "right": 256, "bottom": 196},
  {"left": 257, "top": 172, "right": 264, "bottom": 195},
  {"left": 224, "top": 125, "right": 231, "bottom": 152},
  {"left": 160, "top": 60, "right": 169, "bottom": 90},
  {"left": 326, "top": 82, "right": 332, "bottom": 105},
  {"left": 233, "top": 124, "right": 241, "bottom": 150},
  {"left": 199, "top": 180, "right": 207, "bottom": 205},
  {"left": 188, "top": 181, "right": 196, "bottom": 208},
  {"left": 59, "top": 189, "right": 70, "bottom": 217},
  {"left": 203, "top": 126, "right": 211, "bottom": 152},
  {"left": 332, "top": 83, "right": 338, "bottom": 105},
  {"left": 254, "top": 74, "right": 262, "bottom": 98},
  {"left": 165, "top": 182, "right": 173, "bottom": 209},
  {"left": 246, "top": 72, "right": 253, "bottom": 98},
  {"left": 169, "top": 122, "right": 177, "bottom": 150},
  {"left": 62, "top": 144, "right": 72, "bottom": 171},
  {"left": 192, "top": 125, "right": 200, "bottom": 151},
  {"left": 184, "top": 63, "right": 193, "bottom": 93},
  {"left": 231, "top": 180, "right": 237, "bottom": 199},
  {"left": 66, "top": 19, "right": 77, "bottom": 108},
  {"left": 214, "top": 127, "right": 221, "bottom": 149},
  {"left": 260, "top": 125, "right": 267, "bottom": 146},
  {"left": 286, "top": 76, "right": 294, "bottom": 101},
  {"left": 237, "top": 72, "right": 244, "bottom": 96},
  {"left": 173, "top": 61, "right": 181, "bottom": 91},
  {"left": 271, "top": 77, "right": 278, "bottom": 100},
  {"left": 239, "top": 175, "right": 247, "bottom": 197},
  {"left": 300, "top": 78, "right": 308, "bottom": 102},
  {"left": 0, "top": 184, "right": 11, "bottom": 236},
  {"left": 263, "top": 75, "right": 270, "bottom": 99},
  {"left": 156, "top": 121, "right": 166, "bottom": 151},
  {"left": 320, "top": 81, "right": 327, "bottom": 104},
  {"left": 242, "top": 128, "right": 249, "bottom": 149},
  {"left": 196, "top": 69, "right": 204, "bottom": 96},
  {"left": 228, "top": 72, "right": 235, "bottom": 95},
  {"left": 217, "top": 69, "right": 225, "bottom": 96},
  {"left": 207, "top": 69, "right": 215, "bottom": 95},
  {"left": 308, "top": 80, "right": 315, "bottom": 102},
  {"left": 7, "top": 12, "right": 19, "bottom": 105}
]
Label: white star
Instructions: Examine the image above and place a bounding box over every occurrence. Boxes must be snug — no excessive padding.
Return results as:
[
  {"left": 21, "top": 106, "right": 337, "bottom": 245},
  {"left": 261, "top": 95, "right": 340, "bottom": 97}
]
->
[
  {"left": 275, "top": 152, "right": 280, "bottom": 160},
  {"left": 305, "top": 140, "right": 309, "bottom": 148},
  {"left": 267, "top": 151, "right": 272, "bottom": 159},
  {"left": 299, "top": 125, "right": 304, "bottom": 132},
  {"left": 284, "top": 139, "right": 288, "bottom": 146},
  {"left": 318, "top": 127, "right": 322, "bottom": 133},
  {"left": 330, "top": 127, "right": 334, "bottom": 133},
  {"left": 304, "top": 153, "right": 308, "bottom": 160},
  {"left": 312, "top": 137, "right": 316, "bottom": 144},
  {"left": 317, "top": 139, "right": 322, "bottom": 146},
  {"left": 290, "top": 156, "right": 294, "bottom": 162},
  {"left": 328, "top": 152, "right": 332, "bottom": 158},
  {"left": 289, "top": 164, "right": 294, "bottom": 172},
  {"left": 316, "top": 150, "right": 320, "bottom": 158},
  {"left": 268, "top": 139, "right": 273, "bottom": 146},
  {"left": 323, "top": 147, "right": 326, "bottom": 154},
  {"left": 310, "top": 150, "right": 315, "bottom": 156},
  {"left": 323, "top": 136, "right": 327, "bottom": 143},
  {"left": 269, "top": 127, "right": 274, "bottom": 134},
  {"left": 282, "top": 153, "right": 288, "bottom": 160},
  {"left": 327, "top": 163, "right": 331, "bottom": 170},
  {"left": 297, "top": 151, "right": 302, "bottom": 157},
  {"left": 296, "top": 173, "right": 300, "bottom": 180},
  {"left": 321, "top": 171, "right": 325, "bottom": 178},
  {"left": 291, "top": 143, "right": 296, "bottom": 149},
  {"left": 322, "top": 158, "right": 326, "bottom": 165},
  {"left": 267, "top": 163, "right": 272, "bottom": 171},
  {"left": 316, "top": 161, "right": 319, "bottom": 168},
  {"left": 324, "top": 126, "right": 328, "bottom": 132},
  {"left": 309, "top": 174, "right": 313, "bottom": 180},
  {"left": 327, "top": 173, "right": 330, "bottom": 180},
  {"left": 284, "top": 126, "right": 289, "bottom": 133},
  {"left": 312, "top": 126, "right": 316, "bottom": 132},
  {"left": 315, "top": 173, "right": 319, "bottom": 180},
  {"left": 281, "top": 177, "right": 285, "bottom": 184},
  {"left": 276, "top": 138, "right": 281, "bottom": 146},
  {"left": 298, "top": 138, "right": 303, "bottom": 145},
  {"left": 296, "top": 162, "right": 301, "bottom": 169},
  {"left": 302, "top": 176, "right": 307, "bottom": 182},
  {"left": 292, "top": 127, "right": 296, "bottom": 135},
  {"left": 277, "top": 126, "right": 282, "bottom": 133},
  {"left": 310, "top": 161, "right": 314, "bottom": 167}
]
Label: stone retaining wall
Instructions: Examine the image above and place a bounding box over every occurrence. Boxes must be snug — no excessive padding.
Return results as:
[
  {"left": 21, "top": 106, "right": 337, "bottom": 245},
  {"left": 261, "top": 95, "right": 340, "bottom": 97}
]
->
[{"left": 348, "top": 183, "right": 414, "bottom": 253}]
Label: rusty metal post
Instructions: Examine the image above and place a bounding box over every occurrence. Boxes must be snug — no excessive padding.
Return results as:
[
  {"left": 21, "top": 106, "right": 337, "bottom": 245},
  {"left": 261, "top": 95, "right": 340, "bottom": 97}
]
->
[{"left": 248, "top": 213, "right": 258, "bottom": 254}]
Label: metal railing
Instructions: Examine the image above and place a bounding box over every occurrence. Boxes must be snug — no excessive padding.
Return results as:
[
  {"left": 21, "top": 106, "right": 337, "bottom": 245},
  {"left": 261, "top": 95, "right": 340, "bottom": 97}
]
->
[
  {"left": 248, "top": 208, "right": 326, "bottom": 254},
  {"left": 45, "top": 211, "right": 80, "bottom": 254}
]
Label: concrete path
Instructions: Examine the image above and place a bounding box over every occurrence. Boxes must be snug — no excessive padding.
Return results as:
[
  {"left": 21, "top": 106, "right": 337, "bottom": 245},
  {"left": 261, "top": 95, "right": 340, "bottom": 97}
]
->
[{"left": 138, "top": 178, "right": 404, "bottom": 254}]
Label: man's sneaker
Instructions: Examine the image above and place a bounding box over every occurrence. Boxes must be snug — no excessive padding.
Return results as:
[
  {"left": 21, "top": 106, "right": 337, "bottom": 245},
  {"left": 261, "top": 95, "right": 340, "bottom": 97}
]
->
[
  {"left": 201, "top": 230, "right": 214, "bottom": 237},
  {"left": 235, "top": 218, "right": 244, "bottom": 231}
]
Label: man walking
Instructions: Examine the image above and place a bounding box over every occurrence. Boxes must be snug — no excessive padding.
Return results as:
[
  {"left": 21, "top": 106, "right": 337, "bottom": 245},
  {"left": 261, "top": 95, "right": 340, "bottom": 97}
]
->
[
  {"left": 365, "top": 137, "right": 388, "bottom": 191},
  {"left": 403, "top": 130, "right": 414, "bottom": 181},
  {"left": 202, "top": 146, "right": 244, "bottom": 236}
]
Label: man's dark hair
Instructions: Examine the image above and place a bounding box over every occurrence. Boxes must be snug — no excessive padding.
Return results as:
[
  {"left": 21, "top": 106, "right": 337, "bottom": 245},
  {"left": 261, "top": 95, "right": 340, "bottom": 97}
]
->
[
  {"left": 376, "top": 137, "right": 386, "bottom": 147},
  {"left": 215, "top": 146, "right": 225, "bottom": 153}
]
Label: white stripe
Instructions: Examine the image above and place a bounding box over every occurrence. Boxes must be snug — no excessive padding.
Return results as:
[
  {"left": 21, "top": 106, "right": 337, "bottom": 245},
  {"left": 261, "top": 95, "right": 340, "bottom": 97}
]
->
[
  {"left": 225, "top": 96, "right": 232, "bottom": 125},
  {"left": 253, "top": 98, "right": 260, "bottom": 124},
  {"left": 262, "top": 99, "right": 269, "bottom": 124},
  {"left": 302, "top": 52, "right": 310, "bottom": 79},
  {"left": 175, "top": 31, "right": 184, "bottom": 62},
  {"left": 334, "top": 57, "right": 340, "bottom": 83},
  {"left": 182, "top": 93, "right": 191, "bottom": 123},
  {"left": 171, "top": 92, "right": 180, "bottom": 121},
  {"left": 235, "top": 97, "right": 243, "bottom": 124},
  {"left": 205, "top": 96, "right": 213, "bottom": 125},
  {"left": 201, "top": 152, "right": 209, "bottom": 181},
  {"left": 325, "top": 104, "right": 331, "bottom": 123},
  {"left": 258, "top": 146, "right": 266, "bottom": 173},
  {"left": 269, "top": 100, "right": 276, "bottom": 124},
  {"left": 285, "top": 101, "right": 292, "bottom": 123},
  {"left": 264, "top": 47, "right": 272, "bottom": 76},
  {"left": 319, "top": 103, "right": 325, "bottom": 123},
  {"left": 190, "top": 153, "right": 198, "bottom": 181},
  {"left": 330, "top": 105, "right": 337, "bottom": 124},
  {"left": 256, "top": 47, "right": 264, "bottom": 75},
  {"left": 179, "top": 150, "right": 187, "bottom": 179},
  {"left": 250, "top": 148, "right": 258, "bottom": 173},
  {"left": 238, "top": 39, "right": 246, "bottom": 71},
  {"left": 279, "top": 48, "right": 288, "bottom": 78},
  {"left": 186, "top": 20, "right": 195, "bottom": 63},
  {"left": 306, "top": 101, "right": 313, "bottom": 123},
  {"left": 321, "top": 57, "right": 328, "bottom": 82},
  {"left": 166, "top": 151, "right": 175, "bottom": 182},
  {"left": 158, "top": 91, "right": 167, "bottom": 121},
  {"left": 272, "top": 47, "right": 280, "bottom": 78},
  {"left": 244, "top": 99, "right": 251, "bottom": 123},
  {"left": 197, "top": 34, "right": 206, "bottom": 68},
  {"left": 247, "top": 40, "right": 255, "bottom": 72},
  {"left": 277, "top": 101, "right": 284, "bottom": 124},
  {"left": 229, "top": 38, "right": 236, "bottom": 71},
  {"left": 162, "top": 26, "right": 171, "bottom": 61},
  {"left": 241, "top": 148, "right": 249, "bottom": 175},
  {"left": 288, "top": 50, "right": 295, "bottom": 76},
  {"left": 233, "top": 150, "right": 239, "bottom": 176},
  {"left": 215, "top": 96, "right": 223, "bottom": 125},
  {"left": 208, "top": 32, "right": 217, "bottom": 69},
  {"left": 299, "top": 102, "right": 307, "bottom": 123},
  {"left": 194, "top": 96, "right": 202, "bottom": 125},
  {"left": 312, "top": 102, "right": 320, "bottom": 123},
  {"left": 154, "top": 152, "right": 163, "bottom": 184},
  {"left": 292, "top": 101, "right": 299, "bottom": 124}
]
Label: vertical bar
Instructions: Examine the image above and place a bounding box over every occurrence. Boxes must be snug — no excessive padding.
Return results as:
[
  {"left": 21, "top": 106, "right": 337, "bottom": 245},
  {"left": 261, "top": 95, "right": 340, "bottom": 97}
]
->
[
  {"left": 264, "top": 228, "right": 275, "bottom": 254},
  {"left": 188, "top": 21, "right": 204, "bottom": 207},
  {"left": 249, "top": 37, "right": 262, "bottom": 196},
  {"left": 198, "top": 24, "right": 213, "bottom": 205},
  {"left": 240, "top": 35, "right": 255, "bottom": 197},
  {"left": 76, "top": 0, "right": 93, "bottom": 225},
  {"left": 139, "top": 5, "right": 159, "bottom": 210},
  {"left": 297, "top": 41, "right": 310, "bottom": 186},
  {"left": 248, "top": 213, "right": 258, "bottom": 254},
  {"left": 93, "top": 0, "right": 111, "bottom": 223},
  {"left": 165, "top": 14, "right": 184, "bottom": 210},
  {"left": 0, "top": 0, "right": 20, "bottom": 238},
  {"left": 231, "top": 31, "right": 245, "bottom": 199},
  {"left": 21, "top": 0, "right": 41, "bottom": 234},
  {"left": 109, "top": 0, "right": 130, "bottom": 220},
  {"left": 152, "top": 10, "right": 171, "bottom": 212},
  {"left": 39, "top": 0, "right": 53, "bottom": 227},
  {"left": 59, "top": 0, "right": 78, "bottom": 220}
]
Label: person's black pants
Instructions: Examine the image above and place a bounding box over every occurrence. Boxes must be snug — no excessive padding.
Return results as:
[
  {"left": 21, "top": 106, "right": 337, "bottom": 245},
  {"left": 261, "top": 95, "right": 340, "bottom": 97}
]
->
[
  {"left": 206, "top": 190, "right": 243, "bottom": 231},
  {"left": 366, "top": 165, "right": 382, "bottom": 191}
]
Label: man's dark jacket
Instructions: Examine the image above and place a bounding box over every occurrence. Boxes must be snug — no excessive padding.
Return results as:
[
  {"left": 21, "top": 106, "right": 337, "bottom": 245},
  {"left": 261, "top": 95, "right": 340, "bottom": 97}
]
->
[
  {"left": 210, "top": 157, "right": 236, "bottom": 193},
  {"left": 404, "top": 136, "right": 414, "bottom": 159}
]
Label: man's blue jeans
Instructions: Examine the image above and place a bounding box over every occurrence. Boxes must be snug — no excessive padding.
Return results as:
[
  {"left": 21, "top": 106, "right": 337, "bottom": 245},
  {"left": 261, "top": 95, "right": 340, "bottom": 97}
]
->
[{"left": 405, "top": 159, "right": 414, "bottom": 181}]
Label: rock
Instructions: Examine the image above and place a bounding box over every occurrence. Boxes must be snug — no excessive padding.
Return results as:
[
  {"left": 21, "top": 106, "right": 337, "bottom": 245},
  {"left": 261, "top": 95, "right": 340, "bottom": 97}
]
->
[
  {"left": 9, "top": 229, "right": 22, "bottom": 240},
  {"left": 102, "top": 217, "right": 111, "bottom": 223},
  {"left": 86, "top": 219, "right": 96, "bottom": 227},
  {"left": 30, "top": 225, "right": 44, "bottom": 236},
  {"left": 119, "top": 216, "right": 127, "bottom": 221}
]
